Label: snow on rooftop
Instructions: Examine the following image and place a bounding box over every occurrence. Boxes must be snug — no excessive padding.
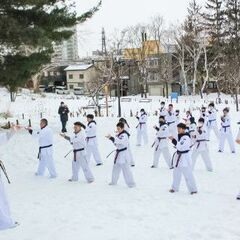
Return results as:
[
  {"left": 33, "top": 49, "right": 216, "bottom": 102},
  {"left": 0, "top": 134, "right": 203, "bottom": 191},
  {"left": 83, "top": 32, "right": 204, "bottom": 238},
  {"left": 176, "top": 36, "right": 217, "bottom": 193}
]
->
[{"left": 64, "top": 64, "right": 93, "bottom": 71}]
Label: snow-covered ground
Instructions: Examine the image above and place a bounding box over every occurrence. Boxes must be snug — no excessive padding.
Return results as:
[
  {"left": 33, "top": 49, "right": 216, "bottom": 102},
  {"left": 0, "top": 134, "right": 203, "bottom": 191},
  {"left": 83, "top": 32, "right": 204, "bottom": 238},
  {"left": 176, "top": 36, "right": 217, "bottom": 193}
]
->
[{"left": 1, "top": 88, "right": 240, "bottom": 240}]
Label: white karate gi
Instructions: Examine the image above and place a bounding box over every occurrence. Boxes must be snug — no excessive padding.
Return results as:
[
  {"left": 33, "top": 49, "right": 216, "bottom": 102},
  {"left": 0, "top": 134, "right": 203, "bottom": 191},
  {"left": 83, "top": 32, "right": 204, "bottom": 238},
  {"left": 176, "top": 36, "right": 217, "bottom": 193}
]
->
[
  {"left": 152, "top": 124, "right": 171, "bottom": 168},
  {"left": 0, "top": 131, "right": 16, "bottom": 230},
  {"left": 30, "top": 126, "right": 57, "bottom": 178},
  {"left": 207, "top": 108, "right": 219, "bottom": 139},
  {"left": 200, "top": 111, "right": 208, "bottom": 127},
  {"left": 124, "top": 124, "right": 135, "bottom": 166},
  {"left": 183, "top": 114, "right": 192, "bottom": 127},
  {"left": 68, "top": 131, "right": 94, "bottom": 182},
  {"left": 192, "top": 127, "right": 213, "bottom": 171},
  {"left": 188, "top": 122, "right": 197, "bottom": 144},
  {"left": 110, "top": 131, "right": 135, "bottom": 188},
  {"left": 236, "top": 128, "right": 240, "bottom": 199},
  {"left": 219, "top": 115, "right": 235, "bottom": 152},
  {"left": 166, "top": 110, "right": 177, "bottom": 139},
  {"left": 171, "top": 133, "right": 197, "bottom": 193},
  {"left": 136, "top": 113, "right": 148, "bottom": 145},
  {"left": 159, "top": 107, "right": 168, "bottom": 118},
  {"left": 85, "top": 121, "right": 102, "bottom": 165}
]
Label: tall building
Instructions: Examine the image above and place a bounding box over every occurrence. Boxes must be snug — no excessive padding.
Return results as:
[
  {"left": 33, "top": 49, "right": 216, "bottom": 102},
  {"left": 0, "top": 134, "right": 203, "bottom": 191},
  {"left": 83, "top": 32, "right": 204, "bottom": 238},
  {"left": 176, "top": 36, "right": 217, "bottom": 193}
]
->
[{"left": 52, "top": 25, "right": 79, "bottom": 63}]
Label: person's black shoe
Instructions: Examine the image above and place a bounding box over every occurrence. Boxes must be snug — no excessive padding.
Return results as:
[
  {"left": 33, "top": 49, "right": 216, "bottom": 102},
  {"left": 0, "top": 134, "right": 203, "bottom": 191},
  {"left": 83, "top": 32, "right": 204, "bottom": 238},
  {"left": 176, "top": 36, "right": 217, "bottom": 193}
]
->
[
  {"left": 191, "top": 191, "right": 198, "bottom": 195},
  {"left": 131, "top": 165, "right": 135, "bottom": 167},
  {"left": 96, "top": 163, "right": 103, "bottom": 166}
]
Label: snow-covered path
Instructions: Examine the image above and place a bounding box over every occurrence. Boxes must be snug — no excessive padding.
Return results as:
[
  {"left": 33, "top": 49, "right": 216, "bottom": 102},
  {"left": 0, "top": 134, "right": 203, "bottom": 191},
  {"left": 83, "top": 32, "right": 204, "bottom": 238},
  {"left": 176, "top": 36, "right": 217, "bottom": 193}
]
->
[{"left": 1, "top": 90, "right": 240, "bottom": 240}]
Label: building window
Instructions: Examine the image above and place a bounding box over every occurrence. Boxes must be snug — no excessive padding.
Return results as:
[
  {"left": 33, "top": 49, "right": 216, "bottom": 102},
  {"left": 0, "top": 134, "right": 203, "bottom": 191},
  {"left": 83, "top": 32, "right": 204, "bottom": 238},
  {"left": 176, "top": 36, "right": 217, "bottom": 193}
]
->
[
  {"left": 79, "top": 74, "right": 84, "bottom": 79},
  {"left": 77, "top": 83, "right": 83, "bottom": 87},
  {"left": 69, "top": 74, "right": 73, "bottom": 79},
  {"left": 69, "top": 85, "right": 74, "bottom": 89}
]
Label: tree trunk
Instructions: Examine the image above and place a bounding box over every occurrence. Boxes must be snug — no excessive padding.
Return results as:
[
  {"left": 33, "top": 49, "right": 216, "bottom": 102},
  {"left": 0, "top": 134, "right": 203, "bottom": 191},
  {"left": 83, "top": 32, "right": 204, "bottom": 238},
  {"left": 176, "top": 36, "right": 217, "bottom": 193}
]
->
[
  {"left": 236, "top": 87, "right": 239, "bottom": 112},
  {"left": 10, "top": 91, "right": 16, "bottom": 102}
]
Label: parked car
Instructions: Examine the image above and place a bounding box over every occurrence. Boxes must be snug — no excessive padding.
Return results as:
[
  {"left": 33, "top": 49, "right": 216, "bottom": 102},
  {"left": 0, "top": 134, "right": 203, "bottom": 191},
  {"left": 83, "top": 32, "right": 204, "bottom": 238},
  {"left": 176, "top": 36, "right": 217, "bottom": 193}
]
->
[
  {"left": 73, "top": 87, "right": 84, "bottom": 95},
  {"left": 55, "top": 86, "right": 69, "bottom": 94}
]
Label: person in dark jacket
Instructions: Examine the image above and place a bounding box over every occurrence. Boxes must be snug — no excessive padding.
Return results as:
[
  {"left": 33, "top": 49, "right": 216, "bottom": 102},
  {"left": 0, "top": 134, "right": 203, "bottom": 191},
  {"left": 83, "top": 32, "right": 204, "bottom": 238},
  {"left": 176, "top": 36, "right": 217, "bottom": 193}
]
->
[{"left": 58, "top": 102, "right": 69, "bottom": 133}]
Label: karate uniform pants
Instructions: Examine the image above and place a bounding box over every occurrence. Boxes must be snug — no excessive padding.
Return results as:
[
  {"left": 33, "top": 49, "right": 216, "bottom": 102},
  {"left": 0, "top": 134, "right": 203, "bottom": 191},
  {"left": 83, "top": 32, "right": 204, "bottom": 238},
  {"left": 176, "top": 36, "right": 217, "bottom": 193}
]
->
[
  {"left": 153, "top": 147, "right": 171, "bottom": 168},
  {"left": 0, "top": 176, "right": 15, "bottom": 230},
  {"left": 86, "top": 144, "right": 102, "bottom": 165},
  {"left": 111, "top": 163, "right": 135, "bottom": 188},
  {"left": 192, "top": 150, "right": 213, "bottom": 171},
  {"left": 137, "top": 128, "right": 148, "bottom": 145},
  {"left": 127, "top": 145, "right": 135, "bottom": 166},
  {"left": 172, "top": 166, "right": 197, "bottom": 193},
  {"left": 71, "top": 153, "right": 94, "bottom": 182},
  {"left": 219, "top": 131, "right": 235, "bottom": 152},
  {"left": 168, "top": 124, "right": 177, "bottom": 139},
  {"left": 37, "top": 151, "right": 57, "bottom": 178},
  {"left": 207, "top": 125, "right": 219, "bottom": 139}
]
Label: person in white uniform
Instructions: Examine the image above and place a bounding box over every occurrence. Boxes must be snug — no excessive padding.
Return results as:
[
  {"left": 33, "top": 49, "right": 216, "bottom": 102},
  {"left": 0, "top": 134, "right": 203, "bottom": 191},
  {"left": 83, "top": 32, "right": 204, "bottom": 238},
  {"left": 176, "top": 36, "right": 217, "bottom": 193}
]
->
[
  {"left": 119, "top": 118, "right": 135, "bottom": 167},
  {"left": 159, "top": 101, "right": 168, "bottom": 118},
  {"left": 235, "top": 125, "right": 240, "bottom": 200},
  {"left": 0, "top": 126, "right": 19, "bottom": 230},
  {"left": 188, "top": 117, "right": 197, "bottom": 141},
  {"left": 183, "top": 110, "right": 192, "bottom": 127},
  {"left": 136, "top": 109, "right": 148, "bottom": 146},
  {"left": 26, "top": 119, "right": 57, "bottom": 178},
  {"left": 60, "top": 122, "right": 94, "bottom": 183},
  {"left": 200, "top": 106, "right": 208, "bottom": 127},
  {"left": 218, "top": 107, "right": 235, "bottom": 153},
  {"left": 106, "top": 122, "right": 136, "bottom": 188},
  {"left": 83, "top": 114, "right": 103, "bottom": 166},
  {"left": 175, "top": 110, "right": 180, "bottom": 124},
  {"left": 169, "top": 123, "right": 198, "bottom": 195},
  {"left": 166, "top": 104, "right": 177, "bottom": 139},
  {"left": 191, "top": 118, "right": 213, "bottom": 172},
  {"left": 207, "top": 103, "right": 219, "bottom": 139},
  {"left": 151, "top": 116, "right": 171, "bottom": 169}
]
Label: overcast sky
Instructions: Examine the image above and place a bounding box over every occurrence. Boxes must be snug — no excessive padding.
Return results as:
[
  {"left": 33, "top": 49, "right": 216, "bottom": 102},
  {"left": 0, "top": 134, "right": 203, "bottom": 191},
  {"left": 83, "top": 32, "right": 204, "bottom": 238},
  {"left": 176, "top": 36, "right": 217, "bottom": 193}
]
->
[{"left": 76, "top": 0, "right": 205, "bottom": 57}]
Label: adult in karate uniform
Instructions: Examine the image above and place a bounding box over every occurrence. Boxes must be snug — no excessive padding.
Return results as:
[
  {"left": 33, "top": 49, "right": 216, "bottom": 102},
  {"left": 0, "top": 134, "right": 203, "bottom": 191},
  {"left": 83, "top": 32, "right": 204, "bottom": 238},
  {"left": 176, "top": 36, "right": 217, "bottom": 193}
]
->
[
  {"left": 119, "top": 118, "right": 135, "bottom": 167},
  {"left": 169, "top": 123, "right": 198, "bottom": 194},
  {"left": 188, "top": 117, "right": 197, "bottom": 141},
  {"left": 26, "top": 119, "right": 57, "bottom": 178},
  {"left": 136, "top": 109, "right": 148, "bottom": 146},
  {"left": 60, "top": 122, "right": 94, "bottom": 183},
  {"left": 84, "top": 114, "right": 103, "bottom": 166},
  {"left": 151, "top": 116, "right": 171, "bottom": 168},
  {"left": 106, "top": 122, "right": 135, "bottom": 188},
  {"left": 235, "top": 126, "right": 240, "bottom": 200},
  {"left": 191, "top": 118, "right": 213, "bottom": 172},
  {"left": 0, "top": 127, "right": 18, "bottom": 230},
  {"left": 200, "top": 106, "right": 208, "bottom": 127},
  {"left": 218, "top": 108, "right": 235, "bottom": 153},
  {"left": 207, "top": 103, "right": 219, "bottom": 139},
  {"left": 159, "top": 101, "right": 168, "bottom": 118},
  {"left": 166, "top": 104, "right": 177, "bottom": 139}
]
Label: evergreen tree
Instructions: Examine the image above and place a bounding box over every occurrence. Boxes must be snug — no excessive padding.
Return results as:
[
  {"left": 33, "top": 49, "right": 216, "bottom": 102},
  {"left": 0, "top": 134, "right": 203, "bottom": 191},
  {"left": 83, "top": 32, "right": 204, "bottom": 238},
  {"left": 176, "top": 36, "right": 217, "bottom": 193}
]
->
[
  {"left": 202, "top": 0, "right": 226, "bottom": 91},
  {"left": 0, "top": 0, "right": 101, "bottom": 101}
]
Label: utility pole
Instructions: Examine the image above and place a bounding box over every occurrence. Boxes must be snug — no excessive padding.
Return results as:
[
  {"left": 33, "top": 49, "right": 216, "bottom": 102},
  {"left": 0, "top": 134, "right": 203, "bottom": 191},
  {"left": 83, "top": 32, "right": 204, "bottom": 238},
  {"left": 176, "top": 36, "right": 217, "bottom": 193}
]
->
[{"left": 116, "top": 63, "right": 121, "bottom": 117}]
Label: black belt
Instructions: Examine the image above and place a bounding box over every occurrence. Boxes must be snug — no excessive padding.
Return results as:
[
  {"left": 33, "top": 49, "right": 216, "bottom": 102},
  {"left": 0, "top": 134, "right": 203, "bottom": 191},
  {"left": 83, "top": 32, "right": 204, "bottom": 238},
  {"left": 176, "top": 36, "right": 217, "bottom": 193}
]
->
[
  {"left": 222, "top": 125, "right": 230, "bottom": 132},
  {"left": 86, "top": 136, "right": 96, "bottom": 142},
  {"left": 38, "top": 144, "right": 53, "bottom": 159},
  {"left": 207, "top": 119, "right": 216, "bottom": 126},
  {"left": 114, "top": 147, "right": 127, "bottom": 164},
  {"left": 175, "top": 150, "right": 189, "bottom": 167},
  {"left": 167, "top": 121, "right": 175, "bottom": 125},
  {"left": 73, "top": 148, "right": 84, "bottom": 161},
  {"left": 196, "top": 139, "right": 208, "bottom": 149}
]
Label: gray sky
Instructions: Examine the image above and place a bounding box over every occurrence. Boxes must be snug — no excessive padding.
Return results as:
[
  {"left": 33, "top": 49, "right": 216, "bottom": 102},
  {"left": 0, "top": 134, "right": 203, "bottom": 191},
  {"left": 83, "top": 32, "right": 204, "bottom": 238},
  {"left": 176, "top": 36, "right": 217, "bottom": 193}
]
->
[{"left": 76, "top": 0, "right": 205, "bottom": 57}]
